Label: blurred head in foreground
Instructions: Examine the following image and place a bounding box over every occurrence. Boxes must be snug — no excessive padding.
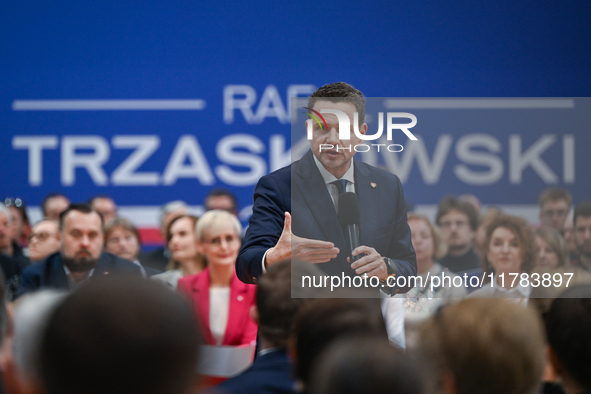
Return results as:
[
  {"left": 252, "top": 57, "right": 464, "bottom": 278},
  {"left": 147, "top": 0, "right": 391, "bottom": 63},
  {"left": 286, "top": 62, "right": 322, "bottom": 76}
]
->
[
  {"left": 546, "top": 285, "right": 591, "bottom": 394},
  {"left": 417, "top": 298, "right": 545, "bottom": 394},
  {"left": 39, "top": 276, "right": 201, "bottom": 394},
  {"left": 310, "top": 337, "right": 423, "bottom": 394},
  {"left": 291, "top": 297, "right": 387, "bottom": 391}
]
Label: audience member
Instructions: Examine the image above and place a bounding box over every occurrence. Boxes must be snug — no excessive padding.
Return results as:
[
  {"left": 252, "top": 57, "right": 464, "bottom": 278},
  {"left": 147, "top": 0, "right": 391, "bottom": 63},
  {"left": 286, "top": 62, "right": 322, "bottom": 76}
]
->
[
  {"left": 177, "top": 210, "right": 256, "bottom": 346},
  {"left": 88, "top": 195, "right": 117, "bottom": 223},
  {"left": 399, "top": 213, "right": 466, "bottom": 345},
  {"left": 436, "top": 196, "right": 480, "bottom": 275},
  {"left": 469, "top": 215, "right": 536, "bottom": 304},
  {"left": 40, "top": 193, "right": 69, "bottom": 221},
  {"left": 417, "top": 298, "right": 545, "bottom": 394},
  {"left": 139, "top": 200, "right": 189, "bottom": 271},
  {"left": 539, "top": 188, "right": 572, "bottom": 233},
  {"left": 16, "top": 204, "right": 141, "bottom": 298},
  {"left": 38, "top": 276, "right": 201, "bottom": 394},
  {"left": 572, "top": 201, "right": 591, "bottom": 271},
  {"left": 0, "top": 206, "right": 29, "bottom": 299},
  {"left": 214, "top": 260, "right": 307, "bottom": 394},
  {"left": 291, "top": 297, "right": 387, "bottom": 392},
  {"left": 152, "top": 215, "right": 205, "bottom": 290},
  {"left": 204, "top": 189, "right": 239, "bottom": 216},
  {"left": 4, "top": 198, "right": 30, "bottom": 247},
  {"left": 535, "top": 227, "right": 569, "bottom": 270},
  {"left": 27, "top": 220, "right": 60, "bottom": 263},
  {"left": 2, "top": 290, "right": 67, "bottom": 394},
  {"left": 545, "top": 285, "right": 591, "bottom": 394},
  {"left": 564, "top": 212, "right": 578, "bottom": 263},
  {"left": 310, "top": 337, "right": 423, "bottom": 394},
  {"left": 474, "top": 206, "right": 503, "bottom": 254},
  {"left": 104, "top": 218, "right": 160, "bottom": 277}
]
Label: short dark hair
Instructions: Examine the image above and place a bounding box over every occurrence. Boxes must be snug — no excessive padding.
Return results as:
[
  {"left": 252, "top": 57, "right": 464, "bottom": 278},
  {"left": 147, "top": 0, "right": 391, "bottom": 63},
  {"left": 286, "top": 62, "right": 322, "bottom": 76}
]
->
[
  {"left": 436, "top": 196, "right": 478, "bottom": 231},
  {"left": 308, "top": 82, "right": 366, "bottom": 127},
  {"left": 41, "top": 193, "right": 69, "bottom": 217},
  {"left": 292, "top": 298, "right": 387, "bottom": 388},
  {"left": 256, "top": 261, "right": 308, "bottom": 348},
  {"left": 310, "top": 337, "right": 423, "bottom": 394},
  {"left": 39, "top": 276, "right": 201, "bottom": 394},
  {"left": 59, "top": 204, "right": 104, "bottom": 231},
  {"left": 103, "top": 217, "right": 141, "bottom": 246},
  {"left": 204, "top": 188, "right": 238, "bottom": 211},
  {"left": 545, "top": 285, "right": 591, "bottom": 390},
  {"left": 574, "top": 200, "right": 591, "bottom": 228},
  {"left": 539, "top": 187, "right": 572, "bottom": 208}
]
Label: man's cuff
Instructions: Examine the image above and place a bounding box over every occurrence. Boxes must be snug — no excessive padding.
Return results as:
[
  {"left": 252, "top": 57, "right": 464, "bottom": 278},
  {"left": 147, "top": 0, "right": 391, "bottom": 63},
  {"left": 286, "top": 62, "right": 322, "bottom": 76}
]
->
[{"left": 261, "top": 249, "right": 270, "bottom": 275}]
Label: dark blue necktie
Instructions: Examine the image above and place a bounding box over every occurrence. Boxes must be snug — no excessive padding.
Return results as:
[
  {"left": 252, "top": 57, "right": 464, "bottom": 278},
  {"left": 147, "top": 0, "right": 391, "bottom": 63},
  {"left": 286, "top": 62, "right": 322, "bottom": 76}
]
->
[{"left": 332, "top": 179, "right": 348, "bottom": 195}]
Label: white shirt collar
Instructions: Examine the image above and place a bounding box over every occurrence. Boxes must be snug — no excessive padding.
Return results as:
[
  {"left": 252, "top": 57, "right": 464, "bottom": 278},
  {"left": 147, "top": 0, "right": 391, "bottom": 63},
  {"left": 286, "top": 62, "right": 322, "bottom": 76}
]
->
[
  {"left": 312, "top": 154, "right": 355, "bottom": 186},
  {"left": 491, "top": 274, "right": 531, "bottom": 298}
]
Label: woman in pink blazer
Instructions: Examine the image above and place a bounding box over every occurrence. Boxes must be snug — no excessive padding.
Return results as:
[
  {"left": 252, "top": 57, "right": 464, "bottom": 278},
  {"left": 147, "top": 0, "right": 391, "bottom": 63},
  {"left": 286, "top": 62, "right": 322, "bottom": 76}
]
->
[{"left": 178, "top": 210, "right": 257, "bottom": 346}]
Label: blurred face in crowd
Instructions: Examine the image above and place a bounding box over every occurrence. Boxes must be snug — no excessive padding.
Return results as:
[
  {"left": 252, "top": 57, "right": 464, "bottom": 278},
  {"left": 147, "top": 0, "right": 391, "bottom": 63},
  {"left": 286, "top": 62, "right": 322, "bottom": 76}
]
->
[
  {"left": 0, "top": 211, "right": 12, "bottom": 251},
  {"left": 28, "top": 220, "right": 60, "bottom": 262},
  {"left": 535, "top": 235, "right": 559, "bottom": 269},
  {"left": 540, "top": 199, "right": 569, "bottom": 232},
  {"left": 105, "top": 226, "right": 140, "bottom": 262},
  {"left": 488, "top": 227, "right": 523, "bottom": 278},
  {"left": 575, "top": 215, "right": 591, "bottom": 259},
  {"left": 409, "top": 218, "right": 434, "bottom": 273},
  {"left": 308, "top": 101, "right": 367, "bottom": 179},
  {"left": 8, "top": 206, "right": 27, "bottom": 243},
  {"left": 45, "top": 196, "right": 70, "bottom": 220},
  {"left": 60, "top": 210, "right": 104, "bottom": 273},
  {"left": 168, "top": 217, "right": 199, "bottom": 265},
  {"left": 439, "top": 209, "right": 474, "bottom": 255},
  {"left": 205, "top": 195, "right": 236, "bottom": 214},
  {"left": 563, "top": 215, "right": 577, "bottom": 254},
  {"left": 92, "top": 197, "right": 117, "bottom": 223},
  {"left": 198, "top": 221, "right": 241, "bottom": 268},
  {"left": 161, "top": 207, "right": 188, "bottom": 239}
]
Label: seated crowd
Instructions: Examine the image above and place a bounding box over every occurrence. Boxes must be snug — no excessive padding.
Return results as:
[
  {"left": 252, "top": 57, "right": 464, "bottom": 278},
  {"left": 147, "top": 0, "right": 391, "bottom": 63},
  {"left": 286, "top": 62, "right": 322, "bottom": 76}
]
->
[{"left": 0, "top": 187, "right": 589, "bottom": 393}]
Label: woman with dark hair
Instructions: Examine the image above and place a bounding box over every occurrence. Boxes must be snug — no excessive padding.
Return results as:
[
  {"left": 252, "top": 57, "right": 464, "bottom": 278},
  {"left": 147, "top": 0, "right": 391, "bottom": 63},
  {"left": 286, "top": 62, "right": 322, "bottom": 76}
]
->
[
  {"left": 152, "top": 215, "right": 205, "bottom": 290},
  {"left": 469, "top": 215, "right": 537, "bottom": 305}
]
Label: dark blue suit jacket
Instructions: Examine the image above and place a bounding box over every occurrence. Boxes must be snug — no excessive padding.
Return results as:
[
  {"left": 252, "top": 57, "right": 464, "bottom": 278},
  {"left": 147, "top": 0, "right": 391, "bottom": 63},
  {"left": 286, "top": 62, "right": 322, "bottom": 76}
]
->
[
  {"left": 16, "top": 251, "right": 142, "bottom": 298},
  {"left": 237, "top": 150, "right": 416, "bottom": 293},
  {"left": 214, "top": 349, "right": 295, "bottom": 394}
]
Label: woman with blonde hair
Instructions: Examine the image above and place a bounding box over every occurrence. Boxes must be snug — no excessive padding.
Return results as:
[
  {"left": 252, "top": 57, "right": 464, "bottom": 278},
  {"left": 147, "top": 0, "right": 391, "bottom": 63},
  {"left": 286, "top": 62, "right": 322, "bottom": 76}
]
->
[
  {"left": 534, "top": 226, "right": 569, "bottom": 270},
  {"left": 152, "top": 215, "right": 206, "bottom": 290},
  {"left": 177, "top": 210, "right": 257, "bottom": 347}
]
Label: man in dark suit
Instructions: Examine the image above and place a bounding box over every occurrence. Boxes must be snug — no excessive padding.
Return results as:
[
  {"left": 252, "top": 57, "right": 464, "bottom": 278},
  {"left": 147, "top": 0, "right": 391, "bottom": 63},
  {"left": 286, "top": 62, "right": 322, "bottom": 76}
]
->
[
  {"left": 237, "top": 82, "right": 416, "bottom": 294},
  {"left": 16, "top": 204, "right": 141, "bottom": 298}
]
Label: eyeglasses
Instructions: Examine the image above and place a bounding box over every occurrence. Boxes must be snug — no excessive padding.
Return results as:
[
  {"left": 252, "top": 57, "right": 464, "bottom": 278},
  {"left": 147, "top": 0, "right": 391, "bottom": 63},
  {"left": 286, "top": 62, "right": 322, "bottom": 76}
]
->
[
  {"left": 28, "top": 232, "right": 54, "bottom": 242},
  {"left": 542, "top": 209, "right": 567, "bottom": 218},
  {"left": 440, "top": 220, "right": 469, "bottom": 229}
]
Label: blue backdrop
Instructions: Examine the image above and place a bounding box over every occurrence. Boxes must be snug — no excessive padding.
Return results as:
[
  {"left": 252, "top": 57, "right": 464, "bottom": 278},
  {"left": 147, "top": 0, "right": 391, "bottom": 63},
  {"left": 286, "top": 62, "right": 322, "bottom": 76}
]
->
[{"left": 2, "top": 0, "right": 590, "bottom": 221}]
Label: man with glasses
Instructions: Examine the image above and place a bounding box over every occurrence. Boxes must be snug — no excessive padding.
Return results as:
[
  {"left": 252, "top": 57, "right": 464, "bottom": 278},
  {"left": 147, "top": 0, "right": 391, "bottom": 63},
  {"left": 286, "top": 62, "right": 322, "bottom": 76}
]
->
[
  {"left": 28, "top": 219, "right": 61, "bottom": 263},
  {"left": 435, "top": 196, "right": 480, "bottom": 276},
  {"left": 538, "top": 188, "right": 572, "bottom": 233}
]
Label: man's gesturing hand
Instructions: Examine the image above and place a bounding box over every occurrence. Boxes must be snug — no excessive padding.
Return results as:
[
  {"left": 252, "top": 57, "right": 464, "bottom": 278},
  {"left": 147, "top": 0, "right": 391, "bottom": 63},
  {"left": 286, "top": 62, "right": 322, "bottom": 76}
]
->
[
  {"left": 265, "top": 212, "right": 339, "bottom": 268},
  {"left": 348, "top": 246, "right": 388, "bottom": 280}
]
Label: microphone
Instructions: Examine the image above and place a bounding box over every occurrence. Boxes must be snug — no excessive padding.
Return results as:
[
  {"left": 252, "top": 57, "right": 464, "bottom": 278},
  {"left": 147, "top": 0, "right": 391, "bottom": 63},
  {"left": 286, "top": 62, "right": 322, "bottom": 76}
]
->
[{"left": 338, "top": 192, "right": 361, "bottom": 263}]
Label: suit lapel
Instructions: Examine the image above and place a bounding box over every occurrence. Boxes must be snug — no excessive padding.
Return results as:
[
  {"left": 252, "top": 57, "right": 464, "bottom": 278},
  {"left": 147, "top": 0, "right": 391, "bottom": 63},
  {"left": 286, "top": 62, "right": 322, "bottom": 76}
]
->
[
  {"left": 48, "top": 254, "right": 69, "bottom": 290},
  {"left": 293, "top": 151, "right": 349, "bottom": 272},
  {"left": 354, "top": 160, "right": 379, "bottom": 247},
  {"left": 192, "top": 270, "right": 215, "bottom": 345},
  {"left": 223, "top": 273, "right": 249, "bottom": 345}
]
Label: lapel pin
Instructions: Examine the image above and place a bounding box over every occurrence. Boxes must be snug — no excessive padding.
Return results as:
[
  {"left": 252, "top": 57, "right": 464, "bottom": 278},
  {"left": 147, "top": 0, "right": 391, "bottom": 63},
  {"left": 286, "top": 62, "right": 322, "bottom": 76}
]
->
[
  {"left": 370, "top": 182, "right": 377, "bottom": 188},
  {"left": 104, "top": 272, "right": 109, "bottom": 275},
  {"left": 237, "top": 295, "right": 244, "bottom": 301}
]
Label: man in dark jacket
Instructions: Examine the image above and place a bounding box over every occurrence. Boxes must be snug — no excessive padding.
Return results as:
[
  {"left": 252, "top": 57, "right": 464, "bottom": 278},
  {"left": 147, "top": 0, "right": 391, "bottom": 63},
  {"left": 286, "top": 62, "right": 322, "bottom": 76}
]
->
[{"left": 16, "top": 204, "right": 141, "bottom": 298}]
